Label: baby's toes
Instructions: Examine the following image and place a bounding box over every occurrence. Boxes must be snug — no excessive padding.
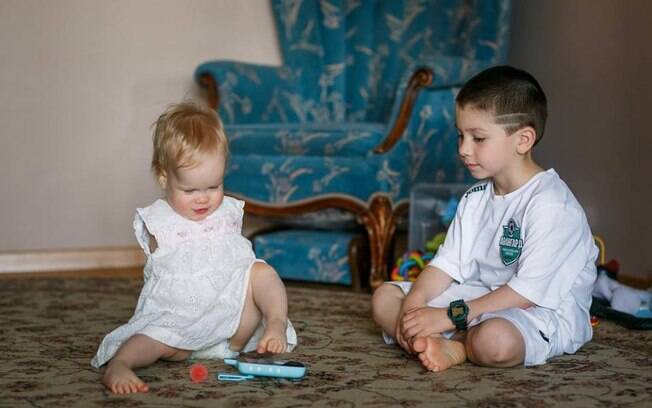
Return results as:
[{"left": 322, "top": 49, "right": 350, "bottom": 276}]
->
[
  {"left": 114, "top": 383, "right": 128, "bottom": 394},
  {"left": 272, "top": 339, "right": 287, "bottom": 354},
  {"left": 128, "top": 382, "right": 139, "bottom": 394},
  {"left": 257, "top": 338, "right": 273, "bottom": 354},
  {"left": 121, "top": 382, "right": 135, "bottom": 394}
]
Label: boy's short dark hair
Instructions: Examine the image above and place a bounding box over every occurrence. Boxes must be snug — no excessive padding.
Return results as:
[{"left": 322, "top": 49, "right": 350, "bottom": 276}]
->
[{"left": 456, "top": 65, "right": 547, "bottom": 146}]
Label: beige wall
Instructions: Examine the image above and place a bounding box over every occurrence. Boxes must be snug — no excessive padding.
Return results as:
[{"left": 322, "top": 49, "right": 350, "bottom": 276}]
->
[
  {"left": 1, "top": 0, "right": 650, "bottom": 278},
  {"left": 509, "top": 0, "right": 651, "bottom": 279},
  {"left": 0, "top": 0, "right": 281, "bottom": 250}
]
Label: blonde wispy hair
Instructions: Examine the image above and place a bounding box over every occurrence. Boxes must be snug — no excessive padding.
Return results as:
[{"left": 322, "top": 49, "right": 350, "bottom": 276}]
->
[{"left": 151, "top": 101, "right": 229, "bottom": 183}]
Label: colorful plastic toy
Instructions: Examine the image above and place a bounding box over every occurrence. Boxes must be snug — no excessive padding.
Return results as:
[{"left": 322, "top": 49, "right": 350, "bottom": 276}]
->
[
  {"left": 425, "top": 232, "right": 447, "bottom": 253},
  {"left": 189, "top": 363, "right": 209, "bottom": 383},
  {"left": 390, "top": 250, "right": 434, "bottom": 282},
  {"left": 218, "top": 358, "right": 306, "bottom": 381},
  {"left": 391, "top": 232, "right": 447, "bottom": 282}
]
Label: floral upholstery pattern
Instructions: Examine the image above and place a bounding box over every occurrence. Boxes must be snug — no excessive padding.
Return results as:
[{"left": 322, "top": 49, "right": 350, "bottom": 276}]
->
[
  {"left": 195, "top": 0, "right": 512, "bottom": 286},
  {"left": 196, "top": 0, "right": 512, "bottom": 204},
  {"left": 254, "top": 229, "right": 357, "bottom": 285}
]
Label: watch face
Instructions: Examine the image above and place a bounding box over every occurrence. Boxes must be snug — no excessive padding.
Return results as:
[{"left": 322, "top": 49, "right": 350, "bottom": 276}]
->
[{"left": 451, "top": 305, "right": 465, "bottom": 318}]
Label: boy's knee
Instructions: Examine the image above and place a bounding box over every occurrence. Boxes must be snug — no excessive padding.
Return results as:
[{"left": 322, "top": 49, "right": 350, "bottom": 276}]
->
[
  {"left": 371, "top": 288, "right": 385, "bottom": 323},
  {"left": 466, "top": 319, "right": 523, "bottom": 367},
  {"left": 371, "top": 284, "right": 390, "bottom": 309},
  {"left": 371, "top": 284, "right": 400, "bottom": 322}
]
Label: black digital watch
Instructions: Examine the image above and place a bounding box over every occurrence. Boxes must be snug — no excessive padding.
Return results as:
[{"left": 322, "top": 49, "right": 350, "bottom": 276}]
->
[{"left": 447, "top": 299, "right": 469, "bottom": 331}]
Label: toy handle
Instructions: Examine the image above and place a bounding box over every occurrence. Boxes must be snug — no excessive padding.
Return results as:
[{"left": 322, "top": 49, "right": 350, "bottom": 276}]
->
[
  {"left": 217, "top": 373, "right": 254, "bottom": 382},
  {"left": 224, "top": 358, "right": 238, "bottom": 367}
]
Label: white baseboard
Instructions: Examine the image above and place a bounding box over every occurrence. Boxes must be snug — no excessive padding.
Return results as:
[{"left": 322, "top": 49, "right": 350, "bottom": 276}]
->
[{"left": 0, "top": 246, "right": 145, "bottom": 274}]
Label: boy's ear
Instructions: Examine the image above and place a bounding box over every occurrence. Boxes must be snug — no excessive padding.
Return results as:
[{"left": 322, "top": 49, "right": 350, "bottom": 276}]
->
[{"left": 515, "top": 126, "right": 537, "bottom": 154}]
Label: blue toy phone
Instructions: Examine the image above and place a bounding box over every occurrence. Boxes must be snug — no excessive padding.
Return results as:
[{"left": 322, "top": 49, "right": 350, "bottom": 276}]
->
[{"left": 219, "top": 358, "right": 306, "bottom": 380}]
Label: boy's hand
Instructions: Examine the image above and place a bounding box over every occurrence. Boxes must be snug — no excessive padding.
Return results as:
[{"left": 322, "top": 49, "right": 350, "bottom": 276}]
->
[
  {"left": 394, "top": 298, "right": 424, "bottom": 353},
  {"left": 401, "top": 306, "right": 454, "bottom": 339},
  {"left": 394, "top": 319, "right": 412, "bottom": 352}
]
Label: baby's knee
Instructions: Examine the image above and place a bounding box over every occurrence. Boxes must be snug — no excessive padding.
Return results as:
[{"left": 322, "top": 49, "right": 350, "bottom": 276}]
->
[
  {"left": 250, "top": 261, "right": 280, "bottom": 280},
  {"left": 160, "top": 346, "right": 191, "bottom": 362},
  {"left": 466, "top": 319, "right": 523, "bottom": 367}
]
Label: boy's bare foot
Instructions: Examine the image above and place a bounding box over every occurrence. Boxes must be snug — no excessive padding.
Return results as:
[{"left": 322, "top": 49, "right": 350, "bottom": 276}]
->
[
  {"left": 412, "top": 336, "right": 466, "bottom": 372},
  {"left": 256, "top": 318, "right": 288, "bottom": 354},
  {"left": 102, "top": 360, "right": 149, "bottom": 394}
]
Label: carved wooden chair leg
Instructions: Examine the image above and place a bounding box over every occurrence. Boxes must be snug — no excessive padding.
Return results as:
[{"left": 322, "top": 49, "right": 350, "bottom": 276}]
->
[
  {"left": 358, "top": 195, "right": 401, "bottom": 291},
  {"left": 348, "top": 235, "right": 369, "bottom": 292}
]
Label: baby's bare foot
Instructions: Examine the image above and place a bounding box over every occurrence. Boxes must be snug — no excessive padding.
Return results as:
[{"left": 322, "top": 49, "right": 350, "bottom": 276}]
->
[
  {"left": 256, "top": 318, "right": 288, "bottom": 354},
  {"left": 412, "top": 336, "right": 466, "bottom": 372},
  {"left": 102, "top": 360, "right": 149, "bottom": 394}
]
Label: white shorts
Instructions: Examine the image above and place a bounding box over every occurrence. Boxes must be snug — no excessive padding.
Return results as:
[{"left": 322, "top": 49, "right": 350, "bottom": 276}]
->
[{"left": 383, "top": 281, "right": 564, "bottom": 366}]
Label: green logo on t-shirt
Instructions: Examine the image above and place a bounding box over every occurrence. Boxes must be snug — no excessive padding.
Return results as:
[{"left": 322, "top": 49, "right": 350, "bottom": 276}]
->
[{"left": 499, "top": 218, "right": 523, "bottom": 265}]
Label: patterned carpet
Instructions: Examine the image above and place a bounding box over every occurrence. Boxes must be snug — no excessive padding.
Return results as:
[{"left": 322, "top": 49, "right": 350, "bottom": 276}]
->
[{"left": 1, "top": 277, "right": 651, "bottom": 407}]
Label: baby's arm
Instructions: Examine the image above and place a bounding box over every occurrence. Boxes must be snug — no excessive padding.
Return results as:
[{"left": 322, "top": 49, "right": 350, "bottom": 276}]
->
[{"left": 148, "top": 234, "right": 158, "bottom": 253}]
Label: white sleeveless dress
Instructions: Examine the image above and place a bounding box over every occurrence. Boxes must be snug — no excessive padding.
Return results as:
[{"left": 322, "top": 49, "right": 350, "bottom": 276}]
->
[{"left": 91, "top": 196, "right": 297, "bottom": 368}]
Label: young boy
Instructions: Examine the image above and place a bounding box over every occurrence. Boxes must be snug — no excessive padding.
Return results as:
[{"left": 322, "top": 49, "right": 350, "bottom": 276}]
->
[{"left": 372, "top": 65, "right": 598, "bottom": 371}]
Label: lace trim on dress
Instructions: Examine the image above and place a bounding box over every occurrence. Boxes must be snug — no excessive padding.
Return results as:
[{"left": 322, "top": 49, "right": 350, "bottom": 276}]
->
[{"left": 135, "top": 197, "right": 245, "bottom": 249}]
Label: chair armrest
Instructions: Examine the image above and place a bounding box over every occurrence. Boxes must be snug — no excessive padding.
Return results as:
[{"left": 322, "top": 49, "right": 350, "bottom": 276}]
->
[
  {"left": 194, "top": 60, "right": 302, "bottom": 124},
  {"left": 373, "top": 55, "right": 492, "bottom": 154}
]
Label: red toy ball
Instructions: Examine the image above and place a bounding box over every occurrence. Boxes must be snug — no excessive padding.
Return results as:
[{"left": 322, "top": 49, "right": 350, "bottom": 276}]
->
[
  {"left": 590, "top": 315, "right": 600, "bottom": 327},
  {"left": 189, "top": 363, "right": 209, "bottom": 383}
]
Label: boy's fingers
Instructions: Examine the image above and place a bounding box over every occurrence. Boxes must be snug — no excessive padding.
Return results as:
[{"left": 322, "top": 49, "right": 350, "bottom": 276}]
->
[
  {"left": 402, "top": 319, "right": 416, "bottom": 333},
  {"left": 402, "top": 323, "right": 419, "bottom": 339},
  {"left": 397, "top": 327, "right": 412, "bottom": 352},
  {"left": 404, "top": 326, "right": 417, "bottom": 339},
  {"left": 396, "top": 334, "right": 406, "bottom": 350},
  {"left": 402, "top": 315, "right": 414, "bottom": 326},
  {"left": 403, "top": 306, "right": 419, "bottom": 316},
  {"left": 407, "top": 326, "right": 427, "bottom": 339},
  {"left": 395, "top": 325, "right": 405, "bottom": 345},
  {"left": 404, "top": 306, "right": 426, "bottom": 320},
  {"left": 401, "top": 311, "right": 416, "bottom": 325},
  {"left": 402, "top": 312, "right": 421, "bottom": 329}
]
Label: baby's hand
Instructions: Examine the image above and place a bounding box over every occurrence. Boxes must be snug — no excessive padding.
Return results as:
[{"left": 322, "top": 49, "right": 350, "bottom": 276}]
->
[
  {"left": 257, "top": 318, "right": 288, "bottom": 354},
  {"left": 401, "top": 307, "right": 454, "bottom": 339}
]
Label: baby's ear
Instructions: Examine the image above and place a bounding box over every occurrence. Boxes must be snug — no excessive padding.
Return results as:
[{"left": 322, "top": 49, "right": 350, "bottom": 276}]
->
[
  {"left": 516, "top": 126, "right": 537, "bottom": 154},
  {"left": 157, "top": 171, "right": 167, "bottom": 189}
]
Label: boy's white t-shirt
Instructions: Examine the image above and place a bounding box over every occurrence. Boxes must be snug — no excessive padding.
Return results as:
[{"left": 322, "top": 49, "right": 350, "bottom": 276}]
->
[{"left": 429, "top": 169, "right": 598, "bottom": 352}]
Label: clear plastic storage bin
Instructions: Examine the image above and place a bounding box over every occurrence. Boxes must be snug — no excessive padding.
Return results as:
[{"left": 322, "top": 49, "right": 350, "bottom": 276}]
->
[{"left": 408, "top": 183, "right": 470, "bottom": 252}]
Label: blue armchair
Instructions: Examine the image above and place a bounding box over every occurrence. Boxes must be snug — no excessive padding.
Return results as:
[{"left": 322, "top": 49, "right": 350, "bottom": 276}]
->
[{"left": 195, "top": 0, "right": 511, "bottom": 290}]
